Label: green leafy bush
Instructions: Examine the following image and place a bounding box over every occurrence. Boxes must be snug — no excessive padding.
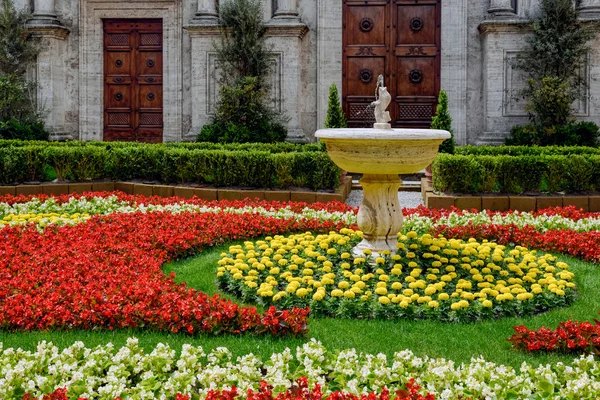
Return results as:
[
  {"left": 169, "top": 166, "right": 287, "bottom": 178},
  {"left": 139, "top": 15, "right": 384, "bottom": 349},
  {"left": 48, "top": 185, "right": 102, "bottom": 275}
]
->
[
  {"left": 505, "top": 122, "right": 599, "bottom": 147},
  {"left": 0, "top": 0, "right": 47, "bottom": 140},
  {"left": 324, "top": 83, "right": 347, "bottom": 129},
  {"left": 456, "top": 144, "right": 600, "bottom": 156},
  {"left": 430, "top": 90, "right": 455, "bottom": 154},
  {"left": 198, "top": 77, "right": 287, "bottom": 143},
  {"left": 200, "top": 0, "right": 287, "bottom": 143},
  {"left": 432, "top": 153, "right": 600, "bottom": 194},
  {"left": 0, "top": 142, "right": 341, "bottom": 189}
]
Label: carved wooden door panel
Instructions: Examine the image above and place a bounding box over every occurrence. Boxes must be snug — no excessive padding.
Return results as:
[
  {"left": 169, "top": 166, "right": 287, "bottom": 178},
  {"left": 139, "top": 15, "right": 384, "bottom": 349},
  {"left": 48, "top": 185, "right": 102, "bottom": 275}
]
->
[
  {"left": 342, "top": 0, "right": 441, "bottom": 128},
  {"left": 342, "top": 0, "right": 390, "bottom": 128},
  {"left": 392, "top": 0, "right": 441, "bottom": 128},
  {"left": 103, "top": 19, "right": 163, "bottom": 143}
]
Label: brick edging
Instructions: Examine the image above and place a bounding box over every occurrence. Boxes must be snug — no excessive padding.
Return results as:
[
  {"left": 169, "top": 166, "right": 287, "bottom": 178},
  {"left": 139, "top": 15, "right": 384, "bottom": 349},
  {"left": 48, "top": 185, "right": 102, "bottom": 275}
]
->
[
  {"left": 425, "top": 192, "right": 600, "bottom": 212},
  {"left": 0, "top": 177, "right": 353, "bottom": 204}
]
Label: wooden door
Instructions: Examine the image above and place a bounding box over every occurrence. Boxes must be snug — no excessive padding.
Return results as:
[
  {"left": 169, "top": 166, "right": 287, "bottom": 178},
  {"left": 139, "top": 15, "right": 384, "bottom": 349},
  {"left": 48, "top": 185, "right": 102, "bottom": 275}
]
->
[
  {"left": 342, "top": 0, "right": 441, "bottom": 128},
  {"left": 103, "top": 19, "right": 163, "bottom": 142}
]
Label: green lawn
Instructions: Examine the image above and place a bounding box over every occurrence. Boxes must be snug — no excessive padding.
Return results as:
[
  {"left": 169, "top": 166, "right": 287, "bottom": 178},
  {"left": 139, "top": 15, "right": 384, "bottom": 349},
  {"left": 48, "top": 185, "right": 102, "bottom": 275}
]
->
[{"left": 1, "top": 241, "right": 598, "bottom": 369}]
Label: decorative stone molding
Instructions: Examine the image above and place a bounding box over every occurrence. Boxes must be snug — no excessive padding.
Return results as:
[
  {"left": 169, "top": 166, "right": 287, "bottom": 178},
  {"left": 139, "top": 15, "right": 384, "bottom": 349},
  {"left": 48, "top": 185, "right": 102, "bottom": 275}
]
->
[
  {"left": 265, "top": 22, "right": 309, "bottom": 39},
  {"left": 26, "top": 24, "right": 70, "bottom": 40},
  {"left": 579, "top": 0, "right": 600, "bottom": 20},
  {"left": 478, "top": 20, "right": 531, "bottom": 35}
]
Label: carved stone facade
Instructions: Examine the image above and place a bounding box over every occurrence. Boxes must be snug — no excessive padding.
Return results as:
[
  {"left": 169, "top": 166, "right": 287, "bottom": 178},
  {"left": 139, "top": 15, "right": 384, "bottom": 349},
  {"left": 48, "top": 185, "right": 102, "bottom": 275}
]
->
[{"left": 19, "top": 0, "right": 600, "bottom": 144}]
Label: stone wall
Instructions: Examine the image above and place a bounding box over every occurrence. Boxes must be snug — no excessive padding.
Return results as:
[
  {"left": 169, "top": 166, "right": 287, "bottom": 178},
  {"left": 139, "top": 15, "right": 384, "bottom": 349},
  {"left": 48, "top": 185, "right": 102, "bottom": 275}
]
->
[{"left": 19, "top": 0, "right": 600, "bottom": 144}]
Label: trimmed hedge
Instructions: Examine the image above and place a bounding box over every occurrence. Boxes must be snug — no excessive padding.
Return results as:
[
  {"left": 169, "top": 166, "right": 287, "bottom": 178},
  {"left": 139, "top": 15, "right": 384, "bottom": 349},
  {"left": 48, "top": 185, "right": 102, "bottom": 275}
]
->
[
  {"left": 0, "top": 143, "right": 340, "bottom": 190},
  {"left": 0, "top": 139, "right": 326, "bottom": 153},
  {"left": 455, "top": 145, "right": 600, "bottom": 156},
  {"left": 432, "top": 153, "right": 600, "bottom": 194}
]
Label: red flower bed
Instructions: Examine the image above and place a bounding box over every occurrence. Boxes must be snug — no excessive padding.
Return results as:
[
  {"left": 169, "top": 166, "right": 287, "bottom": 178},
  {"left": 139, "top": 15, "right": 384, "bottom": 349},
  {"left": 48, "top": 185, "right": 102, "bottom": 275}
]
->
[
  {"left": 0, "top": 210, "right": 350, "bottom": 335},
  {"left": 508, "top": 313, "right": 600, "bottom": 354},
  {"left": 405, "top": 205, "right": 600, "bottom": 221},
  {"left": 0, "top": 192, "right": 357, "bottom": 214},
  {"left": 25, "top": 378, "right": 435, "bottom": 400},
  {"left": 431, "top": 223, "right": 600, "bottom": 263}
]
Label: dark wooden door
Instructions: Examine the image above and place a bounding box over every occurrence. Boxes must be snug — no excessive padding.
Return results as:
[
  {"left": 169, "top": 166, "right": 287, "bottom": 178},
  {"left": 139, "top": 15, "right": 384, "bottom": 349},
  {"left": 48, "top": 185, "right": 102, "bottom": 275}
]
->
[
  {"left": 103, "top": 19, "right": 163, "bottom": 142},
  {"left": 342, "top": 0, "right": 441, "bottom": 128}
]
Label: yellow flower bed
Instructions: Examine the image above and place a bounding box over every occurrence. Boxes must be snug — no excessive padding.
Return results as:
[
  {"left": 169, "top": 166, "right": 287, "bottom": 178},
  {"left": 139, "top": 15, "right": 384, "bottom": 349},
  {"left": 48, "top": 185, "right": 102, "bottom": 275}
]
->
[
  {"left": 0, "top": 213, "right": 90, "bottom": 228},
  {"left": 216, "top": 229, "right": 576, "bottom": 321}
]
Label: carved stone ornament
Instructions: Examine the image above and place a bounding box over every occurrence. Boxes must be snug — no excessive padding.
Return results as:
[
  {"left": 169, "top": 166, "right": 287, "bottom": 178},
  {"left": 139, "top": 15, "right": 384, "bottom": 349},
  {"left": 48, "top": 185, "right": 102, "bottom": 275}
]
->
[
  {"left": 409, "top": 17, "right": 424, "bottom": 32},
  {"left": 408, "top": 69, "right": 423, "bottom": 84},
  {"left": 359, "top": 18, "right": 374, "bottom": 33},
  {"left": 114, "top": 92, "right": 123, "bottom": 101},
  {"left": 115, "top": 59, "right": 123, "bottom": 68},
  {"left": 359, "top": 69, "right": 374, "bottom": 84},
  {"left": 146, "top": 92, "right": 155, "bottom": 101},
  {"left": 147, "top": 59, "right": 155, "bottom": 68}
]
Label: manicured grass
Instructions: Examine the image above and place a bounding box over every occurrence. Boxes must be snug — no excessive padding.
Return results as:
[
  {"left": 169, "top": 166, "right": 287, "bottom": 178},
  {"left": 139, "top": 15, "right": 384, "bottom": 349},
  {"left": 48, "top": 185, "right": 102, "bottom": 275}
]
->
[{"left": 1, "top": 241, "right": 598, "bottom": 369}]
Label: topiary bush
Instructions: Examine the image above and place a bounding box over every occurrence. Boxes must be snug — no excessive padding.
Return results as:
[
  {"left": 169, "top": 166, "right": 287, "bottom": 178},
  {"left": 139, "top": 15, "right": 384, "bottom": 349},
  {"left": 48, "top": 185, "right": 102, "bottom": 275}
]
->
[
  {"left": 324, "top": 83, "right": 347, "bottom": 129},
  {"left": 430, "top": 90, "right": 455, "bottom": 154}
]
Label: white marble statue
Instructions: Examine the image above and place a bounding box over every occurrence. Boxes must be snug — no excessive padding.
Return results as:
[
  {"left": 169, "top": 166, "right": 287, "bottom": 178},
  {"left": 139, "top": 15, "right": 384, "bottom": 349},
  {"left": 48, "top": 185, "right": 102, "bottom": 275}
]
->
[{"left": 371, "top": 74, "right": 392, "bottom": 130}]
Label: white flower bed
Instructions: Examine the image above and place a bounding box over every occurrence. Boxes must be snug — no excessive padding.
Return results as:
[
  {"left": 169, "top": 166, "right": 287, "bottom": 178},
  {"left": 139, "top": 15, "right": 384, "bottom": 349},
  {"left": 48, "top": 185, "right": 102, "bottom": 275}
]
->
[{"left": 1, "top": 339, "right": 599, "bottom": 399}]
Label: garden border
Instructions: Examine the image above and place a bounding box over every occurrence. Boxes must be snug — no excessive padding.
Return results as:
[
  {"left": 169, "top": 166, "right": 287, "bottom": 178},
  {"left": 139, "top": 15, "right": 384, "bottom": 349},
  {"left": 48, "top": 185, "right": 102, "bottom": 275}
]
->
[
  {"left": 0, "top": 177, "right": 353, "bottom": 204},
  {"left": 425, "top": 191, "right": 600, "bottom": 212}
]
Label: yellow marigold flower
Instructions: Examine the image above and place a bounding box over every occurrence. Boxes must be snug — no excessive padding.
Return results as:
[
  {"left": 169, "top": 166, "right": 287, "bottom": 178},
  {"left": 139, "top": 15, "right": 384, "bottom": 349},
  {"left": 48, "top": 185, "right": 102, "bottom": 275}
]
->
[
  {"left": 424, "top": 286, "right": 437, "bottom": 295},
  {"left": 338, "top": 281, "right": 350, "bottom": 289},
  {"left": 391, "top": 282, "right": 403, "bottom": 291},
  {"left": 392, "top": 255, "right": 401, "bottom": 261},
  {"left": 327, "top": 248, "right": 337, "bottom": 255},
  {"left": 375, "top": 257, "right": 385, "bottom": 265},
  {"left": 344, "top": 290, "right": 355, "bottom": 299},
  {"left": 403, "top": 289, "right": 414, "bottom": 296},
  {"left": 378, "top": 296, "right": 390, "bottom": 305},
  {"left": 426, "top": 274, "right": 437, "bottom": 281},
  {"left": 312, "top": 292, "right": 324, "bottom": 301},
  {"left": 350, "top": 274, "right": 361, "bottom": 282},
  {"left": 428, "top": 300, "right": 439, "bottom": 308},
  {"left": 233, "top": 273, "right": 243, "bottom": 280},
  {"left": 406, "top": 252, "right": 416, "bottom": 259},
  {"left": 450, "top": 302, "right": 461, "bottom": 311},
  {"left": 482, "top": 300, "right": 493, "bottom": 308},
  {"left": 341, "top": 262, "right": 351, "bottom": 269},
  {"left": 438, "top": 293, "right": 449, "bottom": 301},
  {"left": 375, "top": 287, "right": 388, "bottom": 295},
  {"left": 391, "top": 268, "right": 402, "bottom": 275},
  {"left": 379, "top": 274, "right": 389, "bottom": 282},
  {"left": 363, "top": 249, "right": 372, "bottom": 256},
  {"left": 399, "top": 300, "right": 409, "bottom": 308},
  {"left": 331, "top": 289, "right": 344, "bottom": 297},
  {"left": 407, "top": 231, "right": 418, "bottom": 239}
]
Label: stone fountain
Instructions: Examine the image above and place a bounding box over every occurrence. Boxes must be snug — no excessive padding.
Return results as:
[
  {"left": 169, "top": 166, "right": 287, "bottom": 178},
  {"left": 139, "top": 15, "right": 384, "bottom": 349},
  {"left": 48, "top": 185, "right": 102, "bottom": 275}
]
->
[{"left": 316, "top": 75, "right": 450, "bottom": 256}]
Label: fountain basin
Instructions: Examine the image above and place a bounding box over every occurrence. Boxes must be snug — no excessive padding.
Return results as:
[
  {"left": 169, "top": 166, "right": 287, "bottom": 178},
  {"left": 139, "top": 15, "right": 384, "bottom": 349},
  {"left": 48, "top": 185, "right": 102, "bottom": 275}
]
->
[
  {"left": 316, "top": 128, "right": 451, "bottom": 255},
  {"left": 315, "top": 128, "right": 451, "bottom": 175}
]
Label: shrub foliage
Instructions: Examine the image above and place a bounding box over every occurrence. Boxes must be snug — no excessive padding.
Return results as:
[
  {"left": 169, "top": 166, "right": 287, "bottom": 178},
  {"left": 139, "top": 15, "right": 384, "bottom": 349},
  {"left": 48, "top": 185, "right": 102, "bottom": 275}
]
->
[
  {"left": 324, "top": 83, "right": 347, "bottom": 129},
  {"left": 430, "top": 90, "right": 455, "bottom": 154},
  {"left": 199, "top": 0, "right": 287, "bottom": 143}
]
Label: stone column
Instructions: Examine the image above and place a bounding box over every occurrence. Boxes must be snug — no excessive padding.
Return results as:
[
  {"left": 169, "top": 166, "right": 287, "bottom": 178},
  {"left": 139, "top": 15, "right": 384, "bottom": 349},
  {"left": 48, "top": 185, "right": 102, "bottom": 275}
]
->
[
  {"left": 29, "top": 0, "right": 62, "bottom": 26},
  {"left": 579, "top": 0, "right": 600, "bottom": 19},
  {"left": 273, "top": 0, "right": 300, "bottom": 22},
  {"left": 192, "top": 0, "right": 219, "bottom": 25},
  {"left": 488, "top": 0, "right": 516, "bottom": 18}
]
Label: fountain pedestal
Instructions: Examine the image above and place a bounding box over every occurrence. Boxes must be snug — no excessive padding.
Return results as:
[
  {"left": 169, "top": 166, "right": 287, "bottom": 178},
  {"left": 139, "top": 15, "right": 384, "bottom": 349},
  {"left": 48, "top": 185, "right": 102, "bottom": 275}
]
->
[
  {"left": 315, "top": 128, "right": 450, "bottom": 256},
  {"left": 355, "top": 174, "right": 403, "bottom": 255}
]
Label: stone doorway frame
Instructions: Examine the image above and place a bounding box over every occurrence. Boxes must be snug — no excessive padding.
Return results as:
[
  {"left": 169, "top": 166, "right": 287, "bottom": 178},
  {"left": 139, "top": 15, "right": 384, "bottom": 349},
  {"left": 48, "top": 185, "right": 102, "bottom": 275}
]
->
[{"left": 79, "top": 0, "right": 183, "bottom": 142}]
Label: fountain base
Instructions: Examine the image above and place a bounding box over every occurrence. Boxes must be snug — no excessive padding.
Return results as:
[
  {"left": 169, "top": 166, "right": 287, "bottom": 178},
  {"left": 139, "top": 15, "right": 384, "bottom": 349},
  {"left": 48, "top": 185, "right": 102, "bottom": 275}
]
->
[
  {"left": 354, "top": 174, "right": 403, "bottom": 257},
  {"left": 373, "top": 123, "right": 392, "bottom": 130}
]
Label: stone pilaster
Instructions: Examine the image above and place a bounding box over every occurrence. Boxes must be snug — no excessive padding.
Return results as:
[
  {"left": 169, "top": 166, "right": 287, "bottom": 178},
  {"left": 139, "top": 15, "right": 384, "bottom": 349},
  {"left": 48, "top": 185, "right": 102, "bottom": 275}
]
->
[
  {"left": 191, "top": 0, "right": 219, "bottom": 25},
  {"left": 579, "top": 0, "right": 600, "bottom": 20},
  {"left": 488, "top": 0, "right": 516, "bottom": 19}
]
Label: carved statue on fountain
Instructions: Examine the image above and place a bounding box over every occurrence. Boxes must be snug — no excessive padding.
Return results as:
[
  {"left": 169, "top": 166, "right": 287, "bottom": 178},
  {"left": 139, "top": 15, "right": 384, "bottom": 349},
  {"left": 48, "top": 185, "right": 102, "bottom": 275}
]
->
[{"left": 371, "top": 74, "right": 392, "bottom": 130}]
